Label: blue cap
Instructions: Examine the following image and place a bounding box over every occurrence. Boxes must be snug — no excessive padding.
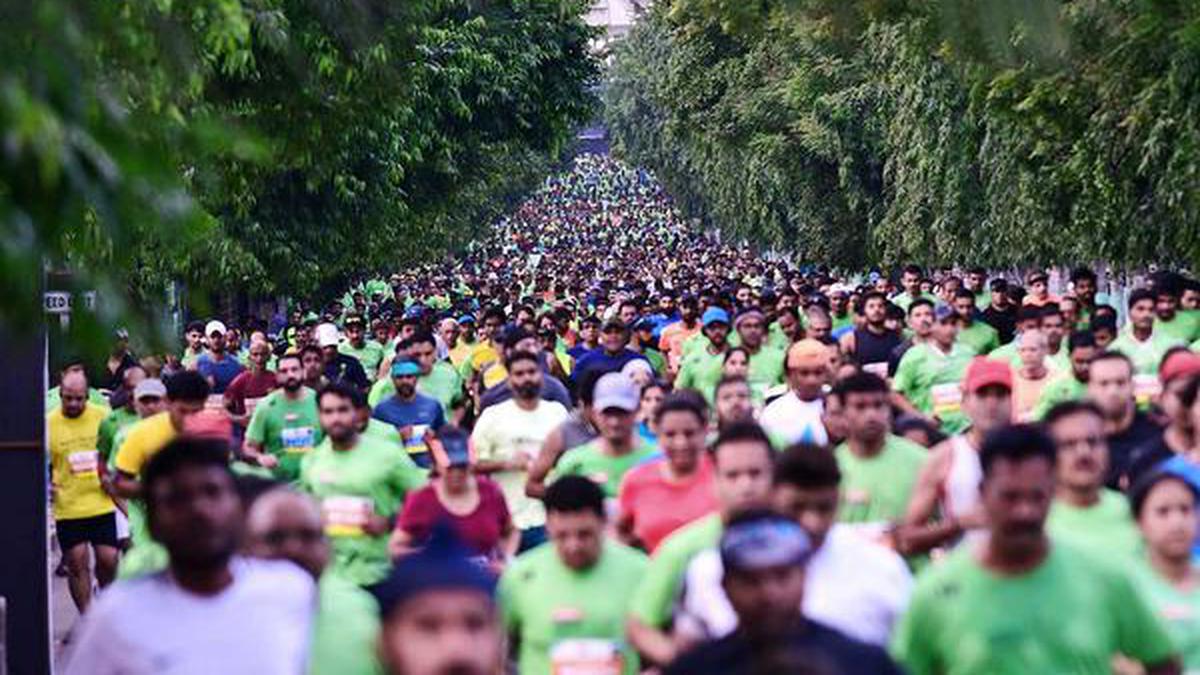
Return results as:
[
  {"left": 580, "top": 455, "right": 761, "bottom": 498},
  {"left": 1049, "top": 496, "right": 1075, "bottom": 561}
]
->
[
  {"left": 391, "top": 358, "right": 421, "bottom": 377},
  {"left": 702, "top": 307, "right": 731, "bottom": 327},
  {"left": 458, "top": 315, "right": 476, "bottom": 325},
  {"left": 934, "top": 304, "right": 958, "bottom": 322},
  {"left": 371, "top": 523, "right": 496, "bottom": 618},
  {"left": 720, "top": 513, "right": 813, "bottom": 573},
  {"left": 432, "top": 427, "right": 473, "bottom": 468}
]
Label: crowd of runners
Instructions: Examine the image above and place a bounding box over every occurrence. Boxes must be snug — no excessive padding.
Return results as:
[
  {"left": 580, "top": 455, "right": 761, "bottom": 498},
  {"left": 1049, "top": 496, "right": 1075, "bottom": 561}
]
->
[{"left": 48, "top": 153, "right": 1200, "bottom": 674}]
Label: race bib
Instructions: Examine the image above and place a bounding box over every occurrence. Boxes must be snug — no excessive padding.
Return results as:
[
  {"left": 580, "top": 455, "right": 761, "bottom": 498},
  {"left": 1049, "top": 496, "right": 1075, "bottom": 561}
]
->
[
  {"left": 281, "top": 426, "right": 316, "bottom": 454},
  {"left": 404, "top": 424, "right": 430, "bottom": 455},
  {"left": 205, "top": 393, "right": 226, "bottom": 410},
  {"left": 931, "top": 382, "right": 963, "bottom": 416},
  {"left": 1133, "top": 374, "right": 1161, "bottom": 406},
  {"left": 863, "top": 362, "right": 889, "bottom": 379},
  {"left": 322, "top": 496, "right": 373, "bottom": 537},
  {"left": 67, "top": 451, "right": 99, "bottom": 476},
  {"left": 550, "top": 639, "right": 624, "bottom": 675}
]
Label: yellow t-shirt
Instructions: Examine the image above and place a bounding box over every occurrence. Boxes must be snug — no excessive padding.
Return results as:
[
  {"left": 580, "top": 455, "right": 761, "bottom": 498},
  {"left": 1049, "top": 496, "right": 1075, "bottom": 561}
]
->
[
  {"left": 467, "top": 343, "right": 507, "bottom": 390},
  {"left": 114, "top": 412, "right": 177, "bottom": 477},
  {"left": 48, "top": 405, "right": 114, "bottom": 520}
]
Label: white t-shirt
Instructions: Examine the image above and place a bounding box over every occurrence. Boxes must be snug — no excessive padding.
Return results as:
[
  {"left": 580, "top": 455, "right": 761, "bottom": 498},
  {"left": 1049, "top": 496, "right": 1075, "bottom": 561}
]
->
[
  {"left": 63, "top": 557, "right": 315, "bottom": 675},
  {"left": 759, "top": 391, "right": 828, "bottom": 446},
  {"left": 674, "top": 525, "right": 912, "bottom": 647},
  {"left": 471, "top": 398, "right": 569, "bottom": 529}
]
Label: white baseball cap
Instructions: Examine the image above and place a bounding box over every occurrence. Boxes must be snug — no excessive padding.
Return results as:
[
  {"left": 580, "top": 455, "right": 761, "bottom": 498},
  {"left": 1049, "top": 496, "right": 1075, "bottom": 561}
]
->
[
  {"left": 593, "top": 372, "right": 640, "bottom": 413},
  {"left": 204, "top": 320, "right": 227, "bottom": 337},
  {"left": 315, "top": 323, "right": 341, "bottom": 348}
]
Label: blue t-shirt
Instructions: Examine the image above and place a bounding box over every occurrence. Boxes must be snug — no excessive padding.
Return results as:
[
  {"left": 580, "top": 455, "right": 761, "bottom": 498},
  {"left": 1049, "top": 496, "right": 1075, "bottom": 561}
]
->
[
  {"left": 572, "top": 348, "right": 649, "bottom": 386},
  {"left": 196, "top": 353, "right": 245, "bottom": 394},
  {"left": 371, "top": 393, "right": 446, "bottom": 467}
]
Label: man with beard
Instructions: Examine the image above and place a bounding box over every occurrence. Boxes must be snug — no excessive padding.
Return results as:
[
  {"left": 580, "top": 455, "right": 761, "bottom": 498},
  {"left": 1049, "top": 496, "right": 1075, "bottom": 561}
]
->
[
  {"left": 372, "top": 357, "right": 448, "bottom": 468},
  {"left": 1032, "top": 330, "right": 1098, "bottom": 419},
  {"left": 64, "top": 439, "right": 315, "bottom": 674},
  {"left": 840, "top": 291, "right": 902, "bottom": 378},
  {"left": 733, "top": 309, "right": 785, "bottom": 403},
  {"left": 339, "top": 314, "right": 386, "bottom": 383},
  {"left": 472, "top": 351, "right": 569, "bottom": 552},
  {"left": 660, "top": 295, "right": 703, "bottom": 375},
  {"left": 892, "top": 425, "right": 1179, "bottom": 675},
  {"left": 676, "top": 308, "right": 732, "bottom": 403},
  {"left": 243, "top": 353, "right": 322, "bottom": 482},
  {"left": 301, "top": 383, "right": 426, "bottom": 586}
]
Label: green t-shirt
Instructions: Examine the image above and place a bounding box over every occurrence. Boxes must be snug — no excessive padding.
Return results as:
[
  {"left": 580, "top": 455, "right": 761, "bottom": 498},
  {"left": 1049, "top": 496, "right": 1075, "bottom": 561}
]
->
[
  {"left": 1046, "top": 490, "right": 1142, "bottom": 561},
  {"left": 892, "top": 543, "right": 1175, "bottom": 675},
  {"left": 368, "top": 363, "right": 463, "bottom": 413},
  {"left": 298, "top": 435, "right": 428, "bottom": 585},
  {"left": 832, "top": 312, "right": 854, "bottom": 331},
  {"left": 552, "top": 439, "right": 658, "bottom": 498},
  {"left": 1156, "top": 310, "right": 1200, "bottom": 344},
  {"left": 1111, "top": 330, "right": 1186, "bottom": 375},
  {"left": 957, "top": 321, "right": 1000, "bottom": 356},
  {"left": 500, "top": 543, "right": 648, "bottom": 675},
  {"left": 1031, "top": 374, "right": 1088, "bottom": 420},
  {"left": 245, "top": 388, "right": 323, "bottom": 482},
  {"left": 339, "top": 340, "right": 386, "bottom": 382},
  {"left": 835, "top": 435, "right": 926, "bottom": 529},
  {"left": 675, "top": 347, "right": 726, "bottom": 403},
  {"left": 746, "top": 346, "right": 785, "bottom": 404},
  {"left": 629, "top": 513, "right": 722, "bottom": 627},
  {"left": 1136, "top": 563, "right": 1200, "bottom": 671},
  {"left": 97, "top": 406, "right": 139, "bottom": 462},
  {"left": 891, "top": 292, "right": 938, "bottom": 313},
  {"left": 310, "top": 573, "right": 383, "bottom": 675},
  {"left": 893, "top": 342, "right": 974, "bottom": 434}
]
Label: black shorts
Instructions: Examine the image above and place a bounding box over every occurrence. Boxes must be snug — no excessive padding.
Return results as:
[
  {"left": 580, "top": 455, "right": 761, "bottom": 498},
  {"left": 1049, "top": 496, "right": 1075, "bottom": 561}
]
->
[{"left": 56, "top": 512, "right": 118, "bottom": 551}]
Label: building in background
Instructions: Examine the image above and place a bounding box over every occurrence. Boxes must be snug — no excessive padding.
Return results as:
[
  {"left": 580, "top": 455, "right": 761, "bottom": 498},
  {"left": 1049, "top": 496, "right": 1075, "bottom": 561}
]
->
[{"left": 586, "top": 0, "right": 651, "bottom": 52}]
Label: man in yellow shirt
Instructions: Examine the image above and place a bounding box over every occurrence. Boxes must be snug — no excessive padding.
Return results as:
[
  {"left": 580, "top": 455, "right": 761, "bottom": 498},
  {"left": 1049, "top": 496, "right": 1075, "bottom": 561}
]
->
[{"left": 48, "top": 371, "right": 117, "bottom": 612}]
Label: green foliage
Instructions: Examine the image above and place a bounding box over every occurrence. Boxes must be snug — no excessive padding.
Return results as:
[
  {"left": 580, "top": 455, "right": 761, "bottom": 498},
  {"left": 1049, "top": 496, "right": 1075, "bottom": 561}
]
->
[
  {"left": 2, "top": 0, "right": 598, "bottom": 342},
  {"left": 605, "top": 0, "right": 1200, "bottom": 269}
]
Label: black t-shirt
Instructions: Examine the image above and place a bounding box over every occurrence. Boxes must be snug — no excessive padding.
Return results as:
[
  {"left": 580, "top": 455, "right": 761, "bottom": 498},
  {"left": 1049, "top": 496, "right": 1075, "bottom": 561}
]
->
[
  {"left": 664, "top": 620, "right": 903, "bottom": 675},
  {"left": 1125, "top": 434, "right": 1177, "bottom": 488},
  {"left": 1106, "top": 411, "right": 1164, "bottom": 489},
  {"left": 981, "top": 305, "right": 1018, "bottom": 345}
]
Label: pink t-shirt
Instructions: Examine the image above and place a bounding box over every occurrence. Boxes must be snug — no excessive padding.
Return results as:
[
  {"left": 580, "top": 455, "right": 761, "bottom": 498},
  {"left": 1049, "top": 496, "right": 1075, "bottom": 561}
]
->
[
  {"left": 398, "top": 476, "right": 510, "bottom": 557},
  {"left": 618, "top": 456, "right": 717, "bottom": 553}
]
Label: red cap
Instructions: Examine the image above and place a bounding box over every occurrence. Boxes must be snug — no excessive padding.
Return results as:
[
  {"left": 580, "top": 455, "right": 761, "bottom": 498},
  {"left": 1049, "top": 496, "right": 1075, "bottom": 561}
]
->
[
  {"left": 1160, "top": 350, "right": 1200, "bottom": 384},
  {"left": 963, "top": 357, "right": 1013, "bottom": 393},
  {"left": 183, "top": 408, "right": 233, "bottom": 441}
]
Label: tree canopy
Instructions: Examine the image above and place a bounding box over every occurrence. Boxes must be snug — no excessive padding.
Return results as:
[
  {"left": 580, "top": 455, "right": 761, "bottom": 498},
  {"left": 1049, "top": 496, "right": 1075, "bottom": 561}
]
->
[
  {"left": 2, "top": 0, "right": 598, "bottom": 339},
  {"left": 604, "top": 0, "right": 1200, "bottom": 270}
]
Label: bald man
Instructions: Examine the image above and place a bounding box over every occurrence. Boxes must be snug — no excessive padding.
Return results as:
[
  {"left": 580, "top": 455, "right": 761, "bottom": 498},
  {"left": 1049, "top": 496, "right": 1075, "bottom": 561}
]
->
[
  {"left": 759, "top": 339, "right": 831, "bottom": 445},
  {"left": 1014, "top": 331, "right": 1053, "bottom": 422},
  {"left": 245, "top": 488, "right": 383, "bottom": 675},
  {"left": 48, "top": 371, "right": 119, "bottom": 612}
]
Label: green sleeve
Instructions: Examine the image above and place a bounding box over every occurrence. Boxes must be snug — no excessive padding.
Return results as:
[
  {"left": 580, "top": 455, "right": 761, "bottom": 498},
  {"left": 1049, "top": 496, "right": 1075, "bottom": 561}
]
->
[
  {"left": 368, "top": 379, "right": 391, "bottom": 408},
  {"left": 245, "top": 400, "right": 269, "bottom": 445},
  {"left": 892, "top": 349, "right": 920, "bottom": 400},
  {"left": 889, "top": 584, "right": 938, "bottom": 675},
  {"left": 497, "top": 567, "right": 521, "bottom": 634},
  {"left": 675, "top": 358, "right": 696, "bottom": 391},
  {"left": 1110, "top": 567, "right": 1177, "bottom": 665},
  {"left": 97, "top": 413, "right": 118, "bottom": 461},
  {"left": 390, "top": 455, "right": 429, "bottom": 506},
  {"left": 628, "top": 545, "right": 686, "bottom": 627}
]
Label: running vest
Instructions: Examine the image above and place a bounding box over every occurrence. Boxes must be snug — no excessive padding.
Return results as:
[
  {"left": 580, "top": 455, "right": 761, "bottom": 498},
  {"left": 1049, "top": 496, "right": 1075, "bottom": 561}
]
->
[
  {"left": 853, "top": 327, "right": 902, "bottom": 376},
  {"left": 940, "top": 434, "right": 982, "bottom": 521}
]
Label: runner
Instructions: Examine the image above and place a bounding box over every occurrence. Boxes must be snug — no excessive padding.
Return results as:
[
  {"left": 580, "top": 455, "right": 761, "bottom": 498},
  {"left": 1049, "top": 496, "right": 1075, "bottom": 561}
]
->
[
  {"left": 339, "top": 314, "right": 386, "bottom": 382},
  {"left": 1011, "top": 330, "right": 1053, "bottom": 421},
  {"left": 1043, "top": 400, "right": 1141, "bottom": 559},
  {"left": 245, "top": 487, "right": 383, "bottom": 675},
  {"left": 888, "top": 298, "right": 934, "bottom": 375},
  {"left": 626, "top": 422, "right": 776, "bottom": 667},
  {"left": 371, "top": 357, "right": 447, "bottom": 468},
  {"left": 472, "top": 350, "right": 570, "bottom": 551},
  {"left": 315, "top": 322, "right": 370, "bottom": 390},
  {"left": 980, "top": 278, "right": 1017, "bottom": 344},
  {"left": 242, "top": 353, "right": 322, "bottom": 481},
  {"left": 499, "top": 475, "right": 648, "bottom": 675},
  {"left": 665, "top": 512, "right": 903, "bottom": 675},
  {"left": 759, "top": 339, "right": 830, "bottom": 445},
  {"left": 839, "top": 291, "right": 902, "bottom": 378},
  {"left": 195, "top": 320, "right": 244, "bottom": 403},
  {"left": 891, "top": 264, "right": 933, "bottom": 312},
  {"left": 299, "top": 344, "right": 326, "bottom": 390},
  {"left": 893, "top": 303, "right": 973, "bottom": 433},
  {"left": 953, "top": 288, "right": 1000, "bottom": 355},
  {"left": 892, "top": 425, "right": 1179, "bottom": 675},
  {"left": 712, "top": 375, "right": 755, "bottom": 432},
  {"left": 1032, "top": 329, "right": 1098, "bottom": 419},
  {"left": 1128, "top": 354, "right": 1200, "bottom": 484},
  {"left": 1113, "top": 288, "right": 1186, "bottom": 375},
  {"left": 64, "top": 439, "right": 316, "bottom": 674},
  {"left": 900, "top": 358, "right": 1013, "bottom": 556},
  {"left": 223, "top": 339, "right": 276, "bottom": 428},
  {"left": 1089, "top": 350, "right": 1164, "bottom": 487},
  {"left": 48, "top": 371, "right": 119, "bottom": 614},
  {"left": 181, "top": 320, "right": 206, "bottom": 369},
  {"left": 831, "top": 372, "right": 926, "bottom": 545},
  {"left": 660, "top": 295, "right": 702, "bottom": 375},
  {"left": 299, "top": 382, "right": 427, "bottom": 586},
  {"left": 477, "top": 327, "right": 573, "bottom": 412},
  {"left": 675, "top": 308, "right": 732, "bottom": 402},
  {"left": 617, "top": 392, "right": 717, "bottom": 552},
  {"left": 96, "top": 365, "right": 145, "bottom": 463},
  {"left": 573, "top": 318, "right": 650, "bottom": 389}
]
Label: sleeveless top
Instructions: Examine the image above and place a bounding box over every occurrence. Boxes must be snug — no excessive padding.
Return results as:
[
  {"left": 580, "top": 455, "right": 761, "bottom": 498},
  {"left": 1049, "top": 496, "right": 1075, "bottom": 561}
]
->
[{"left": 940, "top": 434, "right": 982, "bottom": 521}]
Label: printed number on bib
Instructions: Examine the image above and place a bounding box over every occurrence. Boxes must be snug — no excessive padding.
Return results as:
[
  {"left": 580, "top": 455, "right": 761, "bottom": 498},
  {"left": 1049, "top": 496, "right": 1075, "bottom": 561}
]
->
[
  {"left": 322, "top": 496, "right": 372, "bottom": 537},
  {"left": 550, "top": 639, "right": 624, "bottom": 675},
  {"left": 281, "top": 426, "right": 315, "bottom": 454},
  {"left": 931, "top": 382, "right": 963, "bottom": 416},
  {"left": 1133, "top": 374, "right": 1162, "bottom": 406},
  {"left": 68, "top": 451, "right": 100, "bottom": 475}
]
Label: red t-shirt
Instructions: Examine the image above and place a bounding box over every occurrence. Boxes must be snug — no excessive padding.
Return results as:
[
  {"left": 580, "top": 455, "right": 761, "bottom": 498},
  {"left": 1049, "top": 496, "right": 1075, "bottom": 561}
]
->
[
  {"left": 398, "top": 476, "right": 510, "bottom": 557},
  {"left": 223, "top": 370, "right": 277, "bottom": 416},
  {"left": 618, "top": 456, "right": 717, "bottom": 553}
]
